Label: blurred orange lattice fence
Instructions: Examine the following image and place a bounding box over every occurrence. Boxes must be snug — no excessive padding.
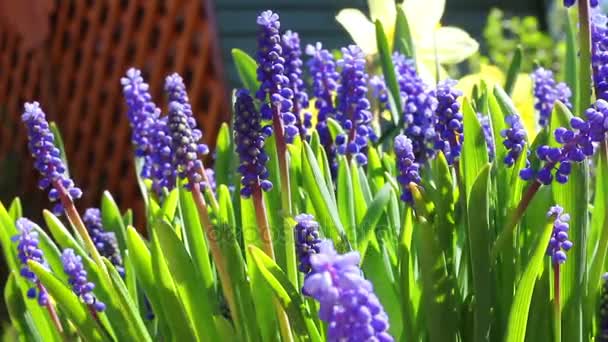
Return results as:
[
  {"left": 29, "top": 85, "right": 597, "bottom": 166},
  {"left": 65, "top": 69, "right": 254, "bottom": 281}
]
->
[{"left": 0, "top": 0, "right": 229, "bottom": 225}]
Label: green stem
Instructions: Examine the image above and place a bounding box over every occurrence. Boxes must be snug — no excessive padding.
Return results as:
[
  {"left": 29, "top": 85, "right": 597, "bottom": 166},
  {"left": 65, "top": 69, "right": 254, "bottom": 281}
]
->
[
  {"left": 271, "top": 104, "right": 298, "bottom": 288},
  {"left": 191, "top": 185, "right": 239, "bottom": 328},
  {"left": 578, "top": 0, "right": 593, "bottom": 112},
  {"left": 491, "top": 181, "right": 541, "bottom": 260},
  {"left": 553, "top": 263, "right": 562, "bottom": 342},
  {"left": 251, "top": 185, "right": 294, "bottom": 342}
]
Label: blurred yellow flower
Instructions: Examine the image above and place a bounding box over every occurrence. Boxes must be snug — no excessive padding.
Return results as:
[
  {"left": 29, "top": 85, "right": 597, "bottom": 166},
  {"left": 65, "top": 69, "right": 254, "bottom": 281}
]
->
[{"left": 336, "top": 0, "right": 479, "bottom": 77}]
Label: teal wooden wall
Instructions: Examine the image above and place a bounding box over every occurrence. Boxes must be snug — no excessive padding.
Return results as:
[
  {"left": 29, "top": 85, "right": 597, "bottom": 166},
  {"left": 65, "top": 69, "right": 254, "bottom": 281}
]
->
[{"left": 213, "top": 0, "right": 543, "bottom": 86}]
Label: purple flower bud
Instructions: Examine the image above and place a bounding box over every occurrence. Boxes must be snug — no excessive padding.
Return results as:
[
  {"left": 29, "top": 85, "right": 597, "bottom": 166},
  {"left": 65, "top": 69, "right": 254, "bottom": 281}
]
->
[
  {"left": 282, "top": 30, "right": 311, "bottom": 140},
  {"left": 546, "top": 205, "right": 573, "bottom": 265},
  {"left": 12, "top": 218, "right": 49, "bottom": 306},
  {"left": 22, "top": 102, "right": 82, "bottom": 215},
  {"left": 335, "top": 45, "right": 375, "bottom": 165},
  {"left": 564, "top": 0, "right": 598, "bottom": 7},
  {"left": 61, "top": 249, "right": 105, "bottom": 311},
  {"left": 168, "top": 102, "right": 204, "bottom": 190},
  {"left": 501, "top": 114, "right": 529, "bottom": 167},
  {"left": 434, "top": 79, "right": 464, "bottom": 165},
  {"left": 394, "top": 135, "right": 421, "bottom": 204},
  {"left": 477, "top": 113, "right": 495, "bottom": 161},
  {"left": 303, "top": 241, "right": 393, "bottom": 342},
  {"left": 294, "top": 214, "right": 322, "bottom": 273},
  {"left": 234, "top": 89, "right": 273, "bottom": 197},
  {"left": 83, "top": 208, "right": 124, "bottom": 277},
  {"left": 531, "top": 67, "right": 572, "bottom": 127}
]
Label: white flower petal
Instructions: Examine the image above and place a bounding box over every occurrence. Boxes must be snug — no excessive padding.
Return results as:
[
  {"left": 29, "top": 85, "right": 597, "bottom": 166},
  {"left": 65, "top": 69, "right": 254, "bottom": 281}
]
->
[
  {"left": 336, "top": 9, "right": 378, "bottom": 54},
  {"left": 400, "top": 0, "right": 445, "bottom": 38},
  {"left": 369, "top": 0, "right": 397, "bottom": 39},
  {"left": 416, "top": 27, "right": 479, "bottom": 64}
]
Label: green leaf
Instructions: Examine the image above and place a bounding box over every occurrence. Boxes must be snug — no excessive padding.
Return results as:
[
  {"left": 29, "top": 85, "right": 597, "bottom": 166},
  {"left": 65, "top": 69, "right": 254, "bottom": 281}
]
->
[
  {"left": 504, "top": 220, "right": 553, "bottom": 342},
  {"left": 232, "top": 49, "right": 260, "bottom": 92},
  {"left": 215, "top": 123, "right": 235, "bottom": 187},
  {"left": 301, "top": 142, "right": 346, "bottom": 245},
  {"left": 375, "top": 20, "right": 402, "bottom": 126},
  {"left": 249, "top": 246, "right": 323, "bottom": 342},
  {"left": 466, "top": 165, "right": 493, "bottom": 342},
  {"left": 504, "top": 46, "right": 522, "bottom": 95},
  {"left": 588, "top": 144, "right": 608, "bottom": 300},
  {"left": 461, "top": 97, "right": 489, "bottom": 199},
  {"left": 8, "top": 197, "right": 22, "bottom": 221},
  {"left": 156, "top": 188, "right": 179, "bottom": 221},
  {"left": 152, "top": 219, "right": 219, "bottom": 340},
  {"left": 28, "top": 261, "right": 106, "bottom": 341},
  {"left": 4, "top": 273, "right": 37, "bottom": 341},
  {"left": 565, "top": 11, "right": 580, "bottom": 114},
  {"left": 394, "top": 6, "right": 416, "bottom": 60},
  {"left": 351, "top": 161, "right": 369, "bottom": 228},
  {"left": 337, "top": 156, "right": 355, "bottom": 241},
  {"left": 101, "top": 191, "right": 127, "bottom": 255},
  {"left": 367, "top": 146, "right": 385, "bottom": 193},
  {"left": 150, "top": 231, "right": 198, "bottom": 340},
  {"left": 358, "top": 183, "right": 393, "bottom": 259}
]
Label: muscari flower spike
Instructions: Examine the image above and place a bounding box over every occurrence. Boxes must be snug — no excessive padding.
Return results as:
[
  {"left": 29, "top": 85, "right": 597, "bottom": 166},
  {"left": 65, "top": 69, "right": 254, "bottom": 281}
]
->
[
  {"left": 477, "top": 113, "right": 495, "bottom": 161},
  {"left": 294, "top": 214, "right": 322, "bottom": 274},
  {"left": 393, "top": 52, "right": 438, "bottom": 162},
  {"left": 256, "top": 10, "right": 298, "bottom": 143},
  {"left": 83, "top": 208, "right": 124, "bottom": 276},
  {"left": 522, "top": 99, "right": 608, "bottom": 184},
  {"left": 22, "top": 102, "right": 82, "bottom": 215},
  {"left": 434, "top": 79, "right": 464, "bottom": 165},
  {"left": 13, "top": 218, "right": 49, "bottom": 306},
  {"left": 61, "top": 249, "right": 105, "bottom": 312},
  {"left": 121, "top": 68, "right": 160, "bottom": 178},
  {"left": 335, "top": 45, "right": 376, "bottom": 165},
  {"left": 598, "top": 273, "right": 608, "bottom": 342},
  {"left": 164, "top": 73, "right": 208, "bottom": 150},
  {"left": 306, "top": 42, "right": 340, "bottom": 171},
  {"left": 303, "top": 240, "right": 393, "bottom": 342},
  {"left": 501, "top": 114, "right": 529, "bottom": 168},
  {"left": 563, "top": 0, "right": 599, "bottom": 8},
  {"left": 234, "top": 89, "right": 273, "bottom": 197},
  {"left": 531, "top": 67, "right": 572, "bottom": 127},
  {"left": 394, "top": 135, "right": 422, "bottom": 204},
  {"left": 282, "top": 30, "right": 312, "bottom": 140},
  {"left": 148, "top": 116, "right": 176, "bottom": 195},
  {"left": 593, "top": 11, "right": 608, "bottom": 101},
  {"left": 168, "top": 101, "right": 206, "bottom": 190},
  {"left": 546, "top": 205, "right": 573, "bottom": 265}
]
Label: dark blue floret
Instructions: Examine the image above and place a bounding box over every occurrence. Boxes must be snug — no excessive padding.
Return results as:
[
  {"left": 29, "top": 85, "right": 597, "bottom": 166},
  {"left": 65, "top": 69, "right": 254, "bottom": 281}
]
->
[
  {"left": 335, "top": 45, "right": 375, "bottom": 165},
  {"left": 282, "top": 31, "right": 311, "bottom": 140},
  {"left": 546, "top": 205, "right": 573, "bottom": 265},
  {"left": 234, "top": 89, "right": 273, "bottom": 197},
  {"left": 83, "top": 208, "right": 124, "bottom": 277},
  {"left": 593, "top": 12, "right": 608, "bottom": 101},
  {"left": 256, "top": 10, "right": 298, "bottom": 143},
  {"left": 12, "top": 218, "right": 49, "bottom": 306},
  {"left": 434, "top": 79, "right": 464, "bottom": 165},
  {"left": 62, "top": 249, "right": 105, "bottom": 312},
  {"left": 22, "top": 102, "right": 82, "bottom": 215},
  {"left": 168, "top": 102, "right": 205, "bottom": 190},
  {"left": 306, "top": 42, "right": 340, "bottom": 172},
  {"left": 294, "top": 214, "right": 322, "bottom": 274},
  {"left": 563, "top": 0, "right": 599, "bottom": 8},
  {"left": 477, "top": 113, "right": 495, "bottom": 161},
  {"left": 531, "top": 67, "right": 572, "bottom": 127},
  {"left": 501, "top": 114, "right": 529, "bottom": 168},
  {"left": 303, "top": 241, "right": 393, "bottom": 342},
  {"left": 394, "top": 135, "right": 421, "bottom": 204}
]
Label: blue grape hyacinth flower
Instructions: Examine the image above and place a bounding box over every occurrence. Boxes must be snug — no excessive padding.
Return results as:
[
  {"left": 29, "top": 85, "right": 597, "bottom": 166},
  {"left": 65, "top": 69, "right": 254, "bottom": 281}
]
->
[
  {"left": 303, "top": 240, "right": 393, "bottom": 342},
  {"left": 501, "top": 114, "right": 529, "bottom": 167},
  {"left": 335, "top": 45, "right": 376, "bottom": 165},
  {"left": 592, "top": 11, "right": 608, "bottom": 101},
  {"left": 13, "top": 218, "right": 49, "bottom": 306},
  {"left": 61, "top": 249, "right": 105, "bottom": 312},
  {"left": 294, "top": 214, "right": 322, "bottom": 274},
  {"left": 22, "top": 102, "right": 82, "bottom": 215},
  {"left": 83, "top": 208, "right": 124, "bottom": 276},
  {"left": 234, "top": 89, "right": 273, "bottom": 197},
  {"left": 256, "top": 10, "right": 298, "bottom": 143},
  {"left": 546, "top": 205, "right": 573, "bottom": 265},
  {"left": 477, "top": 113, "right": 495, "bottom": 161},
  {"left": 282, "top": 30, "right": 312, "bottom": 140},
  {"left": 168, "top": 101, "right": 206, "bottom": 190},
  {"left": 394, "top": 135, "right": 421, "bottom": 204},
  {"left": 563, "top": 0, "right": 599, "bottom": 7},
  {"left": 531, "top": 67, "right": 572, "bottom": 127},
  {"left": 434, "top": 79, "right": 464, "bottom": 165}
]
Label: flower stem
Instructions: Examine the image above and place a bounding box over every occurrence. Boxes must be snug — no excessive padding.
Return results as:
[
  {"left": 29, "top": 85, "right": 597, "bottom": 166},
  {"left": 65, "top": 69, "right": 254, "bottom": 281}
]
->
[
  {"left": 271, "top": 105, "right": 298, "bottom": 287},
  {"left": 191, "top": 184, "right": 239, "bottom": 328},
  {"left": 491, "top": 180, "right": 541, "bottom": 260},
  {"left": 39, "top": 283, "right": 63, "bottom": 334},
  {"left": 251, "top": 184, "right": 294, "bottom": 342},
  {"left": 54, "top": 181, "right": 108, "bottom": 278},
  {"left": 553, "top": 263, "right": 562, "bottom": 342},
  {"left": 578, "top": 0, "right": 593, "bottom": 112}
]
